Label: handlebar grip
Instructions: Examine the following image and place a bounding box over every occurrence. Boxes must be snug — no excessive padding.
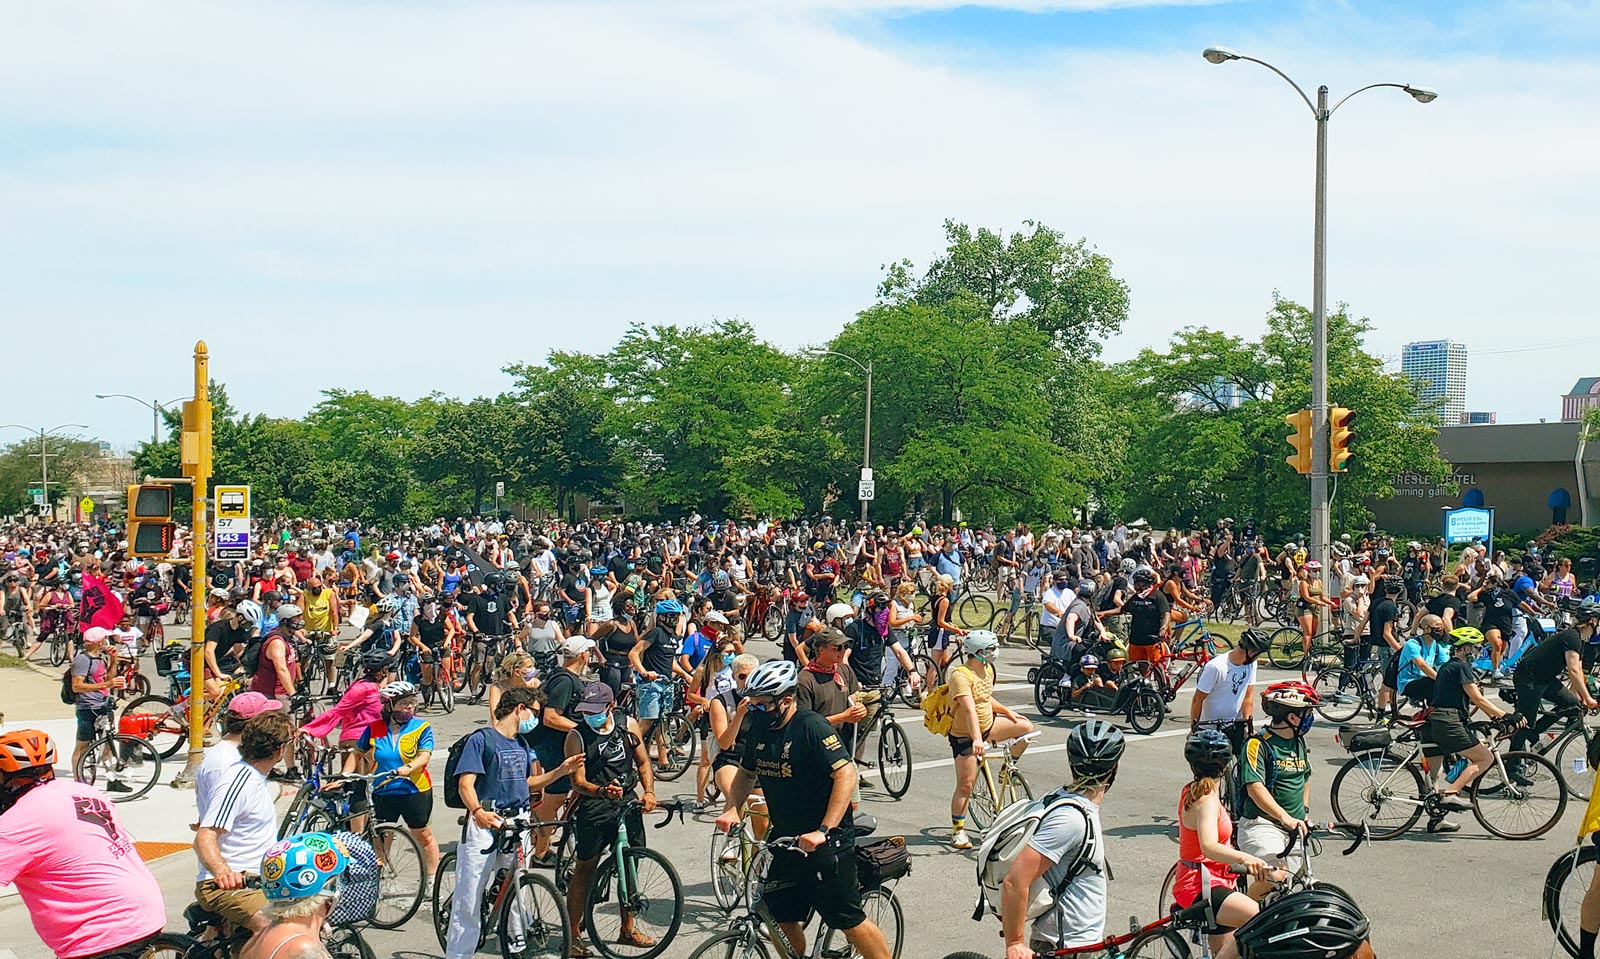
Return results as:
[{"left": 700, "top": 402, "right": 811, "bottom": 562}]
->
[{"left": 1227, "top": 864, "right": 1252, "bottom": 876}]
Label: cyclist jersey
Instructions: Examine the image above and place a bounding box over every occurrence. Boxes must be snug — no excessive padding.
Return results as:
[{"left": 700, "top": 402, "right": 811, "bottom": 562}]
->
[
  {"left": 300, "top": 587, "right": 336, "bottom": 632},
  {"left": 414, "top": 614, "right": 447, "bottom": 648},
  {"left": 1173, "top": 788, "right": 1234, "bottom": 908},
  {"left": 360, "top": 716, "right": 435, "bottom": 795},
  {"left": 573, "top": 718, "right": 641, "bottom": 818}
]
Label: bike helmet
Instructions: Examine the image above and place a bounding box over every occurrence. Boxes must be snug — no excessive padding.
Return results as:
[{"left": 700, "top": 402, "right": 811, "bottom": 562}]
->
[
  {"left": 359, "top": 649, "right": 395, "bottom": 673},
  {"left": 1303, "top": 560, "right": 1323, "bottom": 571},
  {"left": 1066, "top": 719, "right": 1125, "bottom": 781},
  {"left": 0, "top": 729, "right": 56, "bottom": 773},
  {"left": 1238, "top": 628, "right": 1272, "bottom": 656},
  {"left": 1079, "top": 654, "right": 1100, "bottom": 671},
  {"left": 262, "top": 832, "right": 348, "bottom": 902},
  {"left": 964, "top": 629, "right": 999, "bottom": 653},
  {"left": 1261, "top": 681, "right": 1319, "bottom": 718},
  {"left": 590, "top": 565, "right": 608, "bottom": 577},
  {"left": 235, "top": 599, "right": 263, "bottom": 625},
  {"left": 1350, "top": 574, "right": 1370, "bottom": 587},
  {"left": 743, "top": 660, "right": 800, "bottom": 699},
  {"left": 1445, "top": 625, "right": 1485, "bottom": 648},
  {"left": 379, "top": 681, "right": 418, "bottom": 702},
  {"left": 1577, "top": 596, "right": 1600, "bottom": 623},
  {"left": 481, "top": 570, "right": 503, "bottom": 588},
  {"left": 1185, "top": 727, "right": 1234, "bottom": 778},
  {"left": 654, "top": 598, "right": 685, "bottom": 615},
  {"left": 1120, "top": 558, "right": 1137, "bottom": 575},
  {"left": 825, "top": 602, "right": 855, "bottom": 623},
  {"left": 1132, "top": 567, "right": 1157, "bottom": 587},
  {"left": 1075, "top": 579, "right": 1096, "bottom": 598},
  {"left": 1233, "top": 887, "right": 1371, "bottom": 959},
  {"left": 276, "top": 603, "right": 302, "bottom": 621},
  {"left": 375, "top": 596, "right": 402, "bottom": 615}
]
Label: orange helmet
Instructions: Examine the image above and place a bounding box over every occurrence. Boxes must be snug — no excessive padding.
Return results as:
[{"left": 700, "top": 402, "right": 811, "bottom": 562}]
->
[{"left": 0, "top": 729, "right": 57, "bottom": 773}]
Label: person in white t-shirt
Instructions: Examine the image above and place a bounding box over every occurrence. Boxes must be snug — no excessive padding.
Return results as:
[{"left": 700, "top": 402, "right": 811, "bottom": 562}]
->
[
  {"left": 194, "top": 710, "right": 293, "bottom": 934},
  {"left": 1190, "top": 629, "right": 1268, "bottom": 758},
  {"left": 196, "top": 692, "right": 282, "bottom": 802}
]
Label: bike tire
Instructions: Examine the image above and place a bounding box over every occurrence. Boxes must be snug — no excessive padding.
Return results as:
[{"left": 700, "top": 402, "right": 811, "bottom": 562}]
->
[
  {"left": 1545, "top": 844, "right": 1598, "bottom": 957},
  {"left": 1155, "top": 861, "right": 1179, "bottom": 918},
  {"left": 77, "top": 734, "right": 161, "bottom": 802},
  {"left": 762, "top": 605, "right": 782, "bottom": 641},
  {"left": 653, "top": 714, "right": 696, "bottom": 782},
  {"left": 467, "top": 655, "right": 489, "bottom": 701},
  {"left": 878, "top": 718, "right": 913, "bottom": 799},
  {"left": 325, "top": 927, "right": 375, "bottom": 959},
  {"left": 1554, "top": 729, "right": 1594, "bottom": 802},
  {"left": 279, "top": 786, "right": 312, "bottom": 839},
  {"left": 1471, "top": 750, "right": 1567, "bottom": 840},
  {"left": 134, "top": 932, "right": 200, "bottom": 959},
  {"left": 1124, "top": 928, "right": 1191, "bottom": 958},
  {"left": 820, "top": 886, "right": 904, "bottom": 959},
  {"left": 584, "top": 846, "right": 683, "bottom": 959},
  {"left": 50, "top": 634, "right": 70, "bottom": 667},
  {"left": 432, "top": 851, "right": 462, "bottom": 952},
  {"left": 1266, "top": 626, "right": 1308, "bottom": 670},
  {"left": 1330, "top": 750, "right": 1426, "bottom": 840},
  {"left": 1128, "top": 688, "right": 1165, "bottom": 735},
  {"left": 967, "top": 768, "right": 998, "bottom": 832},
  {"left": 371, "top": 822, "right": 426, "bottom": 928},
  {"left": 1033, "top": 660, "right": 1067, "bottom": 717},
  {"left": 686, "top": 931, "right": 771, "bottom": 959},
  {"left": 1311, "top": 668, "right": 1365, "bottom": 723},
  {"left": 499, "top": 871, "right": 569, "bottom": 959},
  {"left": 438, "top": 674, "right": 458, "bottom": 714},
  {"left": 956, "top": 593, "right": 995, "bottom": 629},
  {"left": 708, "top": 829, "right": 747, "bottom": 913}
]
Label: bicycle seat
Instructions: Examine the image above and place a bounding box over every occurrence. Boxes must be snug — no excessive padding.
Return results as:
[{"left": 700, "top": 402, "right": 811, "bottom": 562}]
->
[
  {"left": 852, "top": 815, "right": 878, "bottom": 843},
  {"left": 184, "top": 902, "right": 227, "bottom": 932},
  {"left": 1169, "top": 899, "right": 1213, "bottom": 926}
]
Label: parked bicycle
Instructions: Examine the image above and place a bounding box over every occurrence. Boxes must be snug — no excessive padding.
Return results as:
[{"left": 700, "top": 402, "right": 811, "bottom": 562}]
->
[
  {"left": 75, "top": 706, "right": 162, "bottom": 802},
  {"left": 430, "top": 810, "right": 569, "bottom": 959}
]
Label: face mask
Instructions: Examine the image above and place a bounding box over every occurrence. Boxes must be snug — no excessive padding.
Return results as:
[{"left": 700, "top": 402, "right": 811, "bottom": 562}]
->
[
  {"left": 584, "top": 712, "right": 610, "bottom": 730},
  {"left": 722, "top": 652, "right": 735, "bottom": 667},
  {"left": 517, "top": 714, "right": 540, "bottom": 734},
  {"left": 521, "top": 668, "right": 538, "bottom": 683},
  {"left": 392, "top": 708, "right": 416, "bottom": 724},
  {"left": 746, "top": 700, "right": 771, "bottom": 713}
]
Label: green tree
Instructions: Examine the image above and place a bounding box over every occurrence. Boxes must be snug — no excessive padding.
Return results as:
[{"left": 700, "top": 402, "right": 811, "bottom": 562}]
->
[
  {"left": 503, "top": 356, "right": 623, "bottom": 521},
  {"left": 0, "top": 436, "right": 105, "bottom": 515},
  {"left": 413, "top": 397, "right": 528, "bottom": 516}
]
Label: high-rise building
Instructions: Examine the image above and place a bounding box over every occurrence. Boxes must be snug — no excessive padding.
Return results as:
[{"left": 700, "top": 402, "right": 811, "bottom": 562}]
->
[
  {"left": 1561, "top": 377, "right": 1600, "bottom": 422},
  {"left": 1402, "top": 339, "right": 1468, "bottom": 424}
]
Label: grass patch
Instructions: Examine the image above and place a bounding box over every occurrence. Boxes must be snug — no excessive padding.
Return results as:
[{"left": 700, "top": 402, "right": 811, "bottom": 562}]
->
[{"left": 1, "top": 653, "right": 29, "bottom": 669}]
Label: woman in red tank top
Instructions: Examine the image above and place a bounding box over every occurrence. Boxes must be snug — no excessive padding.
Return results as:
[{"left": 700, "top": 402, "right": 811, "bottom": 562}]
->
[{"left": 1173, "top": 729, "right": 1276, "bottom": 959}]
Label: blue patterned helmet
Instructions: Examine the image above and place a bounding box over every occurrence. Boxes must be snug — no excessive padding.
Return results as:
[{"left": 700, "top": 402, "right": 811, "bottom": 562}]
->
[{"left": 262, "top": 832, "right": 348, "bottom": 901}]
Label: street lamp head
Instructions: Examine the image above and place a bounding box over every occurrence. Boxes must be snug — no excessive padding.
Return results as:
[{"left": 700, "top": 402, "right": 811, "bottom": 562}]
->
[
  {"left": 1403, "top": 85, "right": 1438, "bottom": 104},
  {"left": 1202, "top": 46, "right": 1241, "bottom": 64},
  {"left": 94, "top": 394, "right": 109, "bottom": 399}
]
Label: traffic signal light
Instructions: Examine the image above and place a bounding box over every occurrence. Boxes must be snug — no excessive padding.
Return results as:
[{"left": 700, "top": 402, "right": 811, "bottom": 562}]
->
[
  {"left": 1284, "top": 409, "right": 1313, "bottom": 475},
  {"left": 127, "top": 483, "right": 175, "bottom": 557},
  {"left": 1330, "top": 406, "right": 1355, "bottom": 472}
]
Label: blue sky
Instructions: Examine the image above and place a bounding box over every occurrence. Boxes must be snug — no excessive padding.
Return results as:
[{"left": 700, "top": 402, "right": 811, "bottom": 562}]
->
[{"left": 3, "top": 0, "right": 1598, "bottom": 449}]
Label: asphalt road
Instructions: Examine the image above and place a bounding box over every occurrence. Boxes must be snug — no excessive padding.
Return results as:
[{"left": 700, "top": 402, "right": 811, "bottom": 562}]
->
[{"left": 0, "top": 634, "right": 1578, "bottom": 959}]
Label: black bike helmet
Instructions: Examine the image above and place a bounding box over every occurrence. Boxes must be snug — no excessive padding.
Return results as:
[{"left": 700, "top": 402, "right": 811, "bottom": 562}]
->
[
  {"left": 1234, "top": 888, "right": 1371, "bottom": 959},
  {"left": 1184, "top": 728, "right": 1233, "bottom": 778},
  {"left": 1066, "top": 719, "right": 1125, "bottom": 781},
  {"left": 1238, "top": 628, "right": 1271, "bottom": 656},
  {"left": 359, "top": 650, "right": 395, "bottom": 674},
  {"left": 1074, "top": 579, "right": 1096, "bottom": 599}
]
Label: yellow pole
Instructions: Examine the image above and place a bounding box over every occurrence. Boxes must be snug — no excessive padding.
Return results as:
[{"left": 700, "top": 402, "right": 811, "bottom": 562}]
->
[{"left": 174, "top": 341, "right": 211, "bottom": 786}]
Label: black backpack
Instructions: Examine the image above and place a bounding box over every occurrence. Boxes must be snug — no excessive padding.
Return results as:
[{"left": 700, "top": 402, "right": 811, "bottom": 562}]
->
[
  {"left": 60, "top": 664, "right": 76, "bottom": 705},
  {"left": 442, "top": 728, "right": 487, "bottom": 809},
  {"left": 237, "top": 632, "right": 267, "bottom": 676}
]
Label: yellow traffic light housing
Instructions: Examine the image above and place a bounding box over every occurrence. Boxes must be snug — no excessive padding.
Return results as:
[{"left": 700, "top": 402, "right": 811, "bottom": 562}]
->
[
  {"left": 1330, "top": 406, "right": 1355, "bottom": 473},
  {"left": 1284, "top": 409, "right": 1313, "bottom": 475},
  {"left": 127, "top": 483, "right": 176, "bottom": 557}
]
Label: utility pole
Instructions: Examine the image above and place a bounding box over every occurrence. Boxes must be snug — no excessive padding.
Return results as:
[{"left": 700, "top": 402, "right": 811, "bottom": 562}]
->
[
  {"left": 1310, "top": 84, "right": 1331, "bottom": 618},
  {"left": 173, "top": 342, "right": 213, "bottom": 787}
]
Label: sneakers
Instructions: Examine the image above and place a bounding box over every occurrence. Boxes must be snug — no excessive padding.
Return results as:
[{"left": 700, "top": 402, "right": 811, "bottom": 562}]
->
[
  {"left": 105, "top": 780, "right": 133, "bottom": 793},
  {"left": 950, "top": 829, "right": 973, "bottom": 850},
  {"left": 719, "top": 843, "right": 742, "bottom": 863},
  {"left": 1489, "top": 670, "right": 1506, "bottom": 685},
  {"left": 1436, "top": 794, "right": 1472, "bottom": 813},
  {"left": 1426, "top": 817, "right": 1460, "bottom": 834},
  {"left": 1508, "top": 761, "right": 1535, "bottom": 788}
]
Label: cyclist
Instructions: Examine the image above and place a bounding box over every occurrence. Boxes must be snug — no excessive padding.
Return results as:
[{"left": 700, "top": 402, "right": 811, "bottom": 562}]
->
[
  {"left": 194, "top": 710, "right": 296, "bottom": 935},
  {"left": 23, "top": 578, "right": 72, "bottom": 661},
  {"left": 300, "top": 650, "right": 395, "bottom": 750},
  {"left": 1424, "top": 626, "right": 1513, "bottom": 832},
  {"left": 715, "top": 660, "right": 893, "bottom": 959},
  {"left": 1163, "top": 563, "right": 1207, "bottom": 626},
  {"left": 341, "top": 595, "right": 404, "bottom": 662},
  {"left": 1466, "top": 572, "right": 1518, "bottom": 683},
  {"left": 1423, "top": 574, "right": 1466, "bottom": 632},
  {"left": 352, "top": 681, "right": 440, "bottom": 878},
  {"left": 1238, "top": 684, "right": 1318, "bottom": 900},
  {"left": 709, "top": 652, "right": 762, "bottom": 822},
  {"left": 565, "top": 682, "right": 659, "bottom": 954},
  {"left": 1508, "top": 595, "right": 1600, "bottom": 756},
  {"left": 800, "top": 619, "right": 865, "bottom": 733},
  {"left": 0, "top": 729, "right": 169, "bottom": 959},
  {"left": 1191, "top": 628, "right": 1269, "bottom": 757},
  {"left": 630, "top": 598, "right": 691, "bottom": 771},
  {"left": 1123, "top": 567, "right": 1170, "bottom": 667},
  {"left": 529, "top": 636, "right": 592, "bottom": 857},
  {"left": 245, "top": 832, "right": 350, "bottom": 959},
  {"left": 1174, "top": 729, "right": 1276, "bottom": 959},
  {"left": 1291, "top": 561, "right": 1331, "bottom": 669},
  {"left": 999, "top": 720, "right": 1125, "bottom": 959},
  {"left": 927, "top": 574, "right": 967, "bottom": 689},
  {"left": 1351, "top": 579, "right": 1402, "bottom": 715},
  {"left": 1233, "top": 887, "right": 1374, "bottom": 959},
  {"left": 69, "top": 626, "right": 126, "bottom": 788},
  {"left": 949, "top": 629, "right": 1034, "bottom": 850},
  {"left": 198, "top": 692, "right": 283, "bottom": 800}
]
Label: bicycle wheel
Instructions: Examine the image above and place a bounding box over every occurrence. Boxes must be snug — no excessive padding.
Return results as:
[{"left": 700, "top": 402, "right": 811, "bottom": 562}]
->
[
  {"left": 467, "top": 653, "right": 489, "bottom": 701},
  {"left": 1471, "top": 750, "right": 1567, "bottom": 840},
  {"left": 1128, "top": 688, "right": 1165, "bottom": 735},
  {"left": 50, "top": 633, "right": 70, "bottom": 666},
  {"left": 432, "top": 851, "right": 461, "bottom": 951},
  {"left": 438, "top": 672, "right": 458, "bottom": 714},
  {"left": 653, "top": 714, "right": 696, "bottom": 782},
  {"left": 1555, "top": 729, "right": 1595, "bottom": 802},
  {"left": 1312, "top": 638, "right": 1347, "bottom": 673},
  {"left": 820, "top": 886, "right": 904, "bottom": 959},
  {"left": 1330, "top": 750, "right": 1426, "bottom": 840},
  {"left": 877, "top": 718, "right": 913, "bottom": 799},
  {"left": 1018, "top": 609, "right": 1040, "bottom": 651},
  {"left": 1033, "top": 660, "right": 1068, "bottom": 718},
  {"left": 325, "top": 927, "right": 375, "bottom": 959},
  {"left": 956, "top": 593, "right": 995, "bottom": 629},
  {"left": 451, "top": 651, "right": 472, "bottom": 694},
  {"left": 584, "top": 846, "right": 683, "bottom": 959},
  {"left": 118, "top": 672, "right": 151, "bottom": 700},
  {"left": 279, "top": 785, "right": 313, "bottom": 839},
  {"left": 133, "top": 932, "right": 198, "bottom": 959},
  {"left": 1266, "top": 626, "right": 1307, "bottom": 670},
  {"left": 1124, "top": 929, "right": 1190, "bottom": 958},
  {"left": 708, "top": 829, "right": 747, "bottom": 912},
  {"left": 762, "top": 604, "right": 782, "bottom": 640},
  {"left": 1311, "top": 668, "right": 1365, "bottom": 723},
  {"left": 371, "top": 822, "right": 426, "bottom": 928},
  {"left": 685, "top": 931, "right": 771, "bottom": 959},
  {"left": 500, "top": 872, "right": 570, "bottom": 959},
  {"left": 1395, "top": 601, "right": 1418, "bottom": 632},
  {"left": 1545, "top": 844, "right": 1598, "bottom": 957},
  {"left": 76, "top": 734, "right": 161, "bottom": 802},
  {"left": 1155, "top": 861, "right": 1179, "bottom": 917},
  {"left": 967, "top": 768, "right": 999, "bottom": 832},
  {"left": 118, "top": 694, "right": 188, "bottom": 759},
  {"left": 992, "top": 609, "right": 1018, "bottom": 645}
]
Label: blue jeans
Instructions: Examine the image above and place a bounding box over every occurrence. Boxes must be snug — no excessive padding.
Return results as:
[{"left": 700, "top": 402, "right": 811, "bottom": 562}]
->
[{"left": 635, "top": 678, "right": 672, "bottom": 720}]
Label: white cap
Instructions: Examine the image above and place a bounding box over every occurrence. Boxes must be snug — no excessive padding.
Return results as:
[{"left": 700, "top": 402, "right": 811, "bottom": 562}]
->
[
  {"left": 561, "top": 636, "right": 596, "bottom": 659},
  {"left": 704, "top": 610, "right": 730, "bottom": 625}
]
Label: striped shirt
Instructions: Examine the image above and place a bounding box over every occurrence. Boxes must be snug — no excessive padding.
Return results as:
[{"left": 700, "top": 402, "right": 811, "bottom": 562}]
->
[{"left": 195, "top": 761, "right": 277, "bottom": 881}]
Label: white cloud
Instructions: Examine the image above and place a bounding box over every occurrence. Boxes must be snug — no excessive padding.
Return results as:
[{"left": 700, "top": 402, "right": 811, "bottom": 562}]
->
[{"left": 1, "top": 1, "right": 1596, "bottom": 446}]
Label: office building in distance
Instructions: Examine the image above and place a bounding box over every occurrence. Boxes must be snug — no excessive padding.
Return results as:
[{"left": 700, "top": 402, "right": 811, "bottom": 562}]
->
[
  {"left": 1402, "top": 339, "right": 1468, "bottom": 424},
  {"left": 1562, "top": 377, "right": 1600, "bottom": 422}
]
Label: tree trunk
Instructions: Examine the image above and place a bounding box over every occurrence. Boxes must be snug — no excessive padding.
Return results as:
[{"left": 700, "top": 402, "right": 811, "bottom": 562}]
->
[{"left": 940, "top": 484, "right": 953, "bottom": 525}]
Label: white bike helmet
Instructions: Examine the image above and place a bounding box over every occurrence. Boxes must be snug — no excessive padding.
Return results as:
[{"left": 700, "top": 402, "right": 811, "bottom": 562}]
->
[
  {"left": 235, "top": 599, "right": 263, "bottom": 625},
  {"left": 964, "top": 629, "right": 999, "bottom": 653},
  {"left": 824, "top": 602, "right": 855, "bottom": 623},
  {"left": 375, "top": 596, "right": 403, "bottom": 615},
  {"left": 743, "top": 660, "right": 800, "bottom": 699},
  {"left": 380, "top": 681, "right": 418, "bottom": 702}
]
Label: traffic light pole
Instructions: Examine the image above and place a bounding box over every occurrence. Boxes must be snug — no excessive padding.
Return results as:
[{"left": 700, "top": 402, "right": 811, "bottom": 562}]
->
[
  {"left": 173, "top": 341, "right": 211, "bottom": 788},
  {"left": 1310, "top": 85, "right": 1331, "bottom": 624}
]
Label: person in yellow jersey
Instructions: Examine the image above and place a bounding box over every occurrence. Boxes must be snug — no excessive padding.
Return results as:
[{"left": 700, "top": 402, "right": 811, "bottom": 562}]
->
[
  {"left": 350, "top": 682, "right": 440, "bottom": 877},
  {"left": 947, "top": 629, "right": 1033, "bottom": 849}
]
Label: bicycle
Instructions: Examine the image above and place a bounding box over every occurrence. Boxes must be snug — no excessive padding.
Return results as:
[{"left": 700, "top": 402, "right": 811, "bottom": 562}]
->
[
  {"left": 430, "top": 810, "right": 570, "bottom": 959},
  {"left": 577, "top": 796, "right": 691, "bottom": 959},
  {"left": 1033, "top": 657, "right": 1167, "bottom": 735},
  {"left": 1166, "top": 617, "right": 1233, "bottom": 660},
  {"left": 939, "top": 914, "right": 1188, "bottom": 958},
  {"left": 1516, "top": 701, "right": 1600, "bottom": 802},
  {"left": 1310, "top": 653, "right": 1390, "bottom": 724},
  {"left": 182, "top": 875, "right": 376, "bottom": 959},
  {"left": 74, "top": 705, "right": 162, "bottom": 802},
  {"left": 111, "top": 654, "right": 152, "bottom": 701},
  {"left": 1330, "top": 714, "right": 1567, "bottom": 840},
  {"left": 966, "top": 731, "right": 1039, "bottom": 832},
  {"left": 686, "top": 832, "right": 906, "bottom": 959},
  {"left": 418, "top": 642, "right": 459, "bottom": 714},
  {"left": 707, "top": 801, "right": 766, "bottom": 913},
  {"left": 1544, "top": 841, "right": 1600, "bottom": 958},
  {"left": 854, "top": 685, "right": 913, "bottom": 799},
  {"left": 619, "top": 679, "right": 697, "bottom": 783},
  {"left": 300, "top": 630, "right": 338, "bottom": 700},
  {"left": 993, "top": 596, "right": 1041, "bottom": 649},
  {"left": 6, "top": 617, "right": 28, "bottom": 657},
  {"left": 1155, "top": 821, "right": 1367, "bottom": 920},
  {"left": 41, "top": 606, "right": 76, "bottom": 666},
  {"left": 1265, "top": 624, "right": 1348, "bottom": 672}
]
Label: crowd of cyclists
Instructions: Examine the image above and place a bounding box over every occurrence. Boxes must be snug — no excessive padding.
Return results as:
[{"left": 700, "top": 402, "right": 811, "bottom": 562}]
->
[{"left": 3, "top": 512, "right": 1600, "bottom": 959}]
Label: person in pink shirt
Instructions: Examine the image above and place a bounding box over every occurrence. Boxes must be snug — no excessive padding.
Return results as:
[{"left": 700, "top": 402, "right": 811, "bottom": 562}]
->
[
  {"left": 0, "top": 729, "right": 168, "bottom": 959},
  {"left": 300, "top": 650, "right": 395, "bottom": 747}
]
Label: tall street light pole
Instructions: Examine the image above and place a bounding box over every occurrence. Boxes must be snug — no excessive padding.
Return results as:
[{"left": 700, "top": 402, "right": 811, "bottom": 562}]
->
[
  {"left": 0, "top": 423, "right": 90, "bottom": 518},
  {"left": 1202, "top": 45, "right": 1436, "bottom": 600},
  {"left": 810, "top": 349, "right": 873, "bottom": 523},
  {"left": 95, "top": 393, "right": 191, "bottom": 447}
]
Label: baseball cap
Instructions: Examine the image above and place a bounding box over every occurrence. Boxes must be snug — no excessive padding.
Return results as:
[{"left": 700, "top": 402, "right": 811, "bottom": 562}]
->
[
  {"left": 704, "top": 610, "right": 730, "bottom": 625},
  {"left": 561, "top": 636, "right": 596, "bottom": 658},
  {"left": 812, "top": 626, "right": 852, "bottom": 649},
  {"left": 575, "top": 682, "right": 615, "bottom": 715},
  {"left": 227, "top": 692, "right": 284, "bottom": 719},
  {"left": 82, "top": 626, "right": 111, "bottom": 645}
]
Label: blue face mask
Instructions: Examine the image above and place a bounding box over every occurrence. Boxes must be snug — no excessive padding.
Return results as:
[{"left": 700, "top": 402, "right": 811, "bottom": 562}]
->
[
  {"left": 1295, "top": 712, "right": 1314, "bottom": 735},
  {"left": 722, "top": 652, "right": 735, "bottom": 667},
  {"left": 584, "top": 712, "right": 610, "bottom": 730},
  {"left": 517, "top": 714, "right": 539, "bottom": 735}
]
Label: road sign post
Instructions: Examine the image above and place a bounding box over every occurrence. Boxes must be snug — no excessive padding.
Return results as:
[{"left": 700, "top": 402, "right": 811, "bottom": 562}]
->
[
  {"left": 173, "top": 341, "right": 213, "bottom": 788},
  {"left": 214, "top": 485, "right": 251, "bottom": 561}
]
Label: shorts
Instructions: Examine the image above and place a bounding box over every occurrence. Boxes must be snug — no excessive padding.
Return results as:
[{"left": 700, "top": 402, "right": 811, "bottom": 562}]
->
[
  {"left": 1426, "top": 709, "right": 1478, "bottom": 755},
  {"left": 1381, "top": 651, "right": 1401, "bottom": 691},
  {"left": 374, "top": 789, "right": 433, "bottom": 829},
  {"left": 762, "top": 831, "right": 866, "bottom": 931},
  {"left": 635, "top": 679, "right": 670, "bottom": 720},
  {"left": 574, "top": 803, "right": 644, "bottom": 861},
  {"left": 908, "top": 557, "right": 926, "bottom": 571},
  {"left": 75, "top": 703, "right": 114, "bottom": 743},
  {"left": 948, "top": 722, "right": 993, "bottom": 758},
  {"left": 1128, "top": 642, "right": 1165, "bottom": 664},
  {"left": 1482, "top": 618, "right": 1513, "bottom": 638},
  {"left": 1401, "top": 677, "right": 1435, "bottom": 703},
  {"left": 1237, "top": 817, "right": 1294, "bottom": 864},
  {"left": 70, "top": 930, "right": 174, "bottom": 959},
  {"left": 931, "top": 630, "right": 955, "bottom": 652},
  {"left": 194, "top": 878, "right": 268, "bottom": 929},
  {"left": 532, "top": 740, "right": 572, "bottom": 795}
]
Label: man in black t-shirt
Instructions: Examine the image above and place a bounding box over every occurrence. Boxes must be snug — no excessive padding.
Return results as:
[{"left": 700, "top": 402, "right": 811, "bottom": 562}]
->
[
  {"left": 1510, "top": 611, "right": 1600, "bottom": 753},
  {"left": 1122, "top": 569, "right": 1170, "bottom": 666},
  {"left": 717, "top": 661, "right": 891, "bottom": 959},
  {"left": 1424, "top": 575, "right": 1466, "bottom": 631},
  {"left": 629, "top": 601, "right": 690, "bottom": 768},
  {"left": 1355, "top": 581, "right": 1402, "bottom": 714}
]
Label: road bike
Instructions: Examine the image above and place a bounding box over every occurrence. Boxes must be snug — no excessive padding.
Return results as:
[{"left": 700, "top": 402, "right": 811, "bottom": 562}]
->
[
  {"left": 75, "top": 705, "right": 163, "bottom": 801},
  {"left": 965, "top": 731, "right": 1038, "bottom": 832},
  {"left": 1330, "top": 715, "right": 1567, "bottom": 840},
  {"left": 1265, "top": 624, "right": 1348, "bottom": 672},
  {"left": 431, "top": 811, "right": 570, "bottom": 959},
  {"left": 1166, "top": 617, "right": 1233, "bottom": 660},
  {"left": 940, "top": 913, "right": 1188, "bottom": 959},
  {"left": 854, "top": 685, "right": 913, "bottom": 799},
  {"left": 578, "top": 797, "right": 690, "bottom": 959},
  {"left": 1498, "top": 693, "right": 1600, "bottom": 801},
  {"left": 1311, "top": 653, "right": 1390, "bottom": 724},
  {"left": 1544, "top": 842, "right": 1600, "bottom": 957},
  {"left": 619, "top": 679, "right": 697, "bottom": 783},
  {"left": 1154, "top": 821, "right": 1366, "bottom": 920},
  {"left": 686, "top": 832, "right": 906, "bottom": 959}
]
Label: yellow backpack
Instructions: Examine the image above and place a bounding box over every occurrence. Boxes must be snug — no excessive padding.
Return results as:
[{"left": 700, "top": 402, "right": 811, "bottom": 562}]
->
[{"left": 922, "top": 681, "right": 955, "bottom": 735}]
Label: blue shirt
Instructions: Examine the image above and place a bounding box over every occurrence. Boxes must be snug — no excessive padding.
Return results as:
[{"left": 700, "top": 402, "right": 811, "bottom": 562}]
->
[
  {"left": 936, "top": 548, "right": 963, "bottom": 584},
  {"left": 681, "top": 630, "right": 712, "bottom": 669},
  {"left": 360, "top": 716, "right": 435, "bottom": 796},
  {"left": 455, "top": 726, "right": 529, "bottom": 811},
  {"left": 1396, "top": 636, "right": 1449, "bottom": 692}
]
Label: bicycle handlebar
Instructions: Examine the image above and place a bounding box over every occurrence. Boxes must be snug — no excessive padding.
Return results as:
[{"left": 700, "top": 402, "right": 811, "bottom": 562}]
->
[
  {"left": 1276, "top": 821, "right": 1369, "bottom": 860},
  {"left": 990, "top": 731, "right": 1041, "bottom": 751}
]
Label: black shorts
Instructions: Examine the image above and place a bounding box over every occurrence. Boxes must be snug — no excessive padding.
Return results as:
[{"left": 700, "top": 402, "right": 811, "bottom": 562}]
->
[
  {"left": 1482, "top": 618, "right": 1514, "bottom": 637},
  {"left": 947, "top": 723, "right": 993, "bottom": 758},
  {"left": 573, "top": 803, "right": 643, "bottom": 861},
  {"left": 1426, "top": 709, "right": 1478, "bottom": 755},
  {"left": 373, "top": 789, "right": 433, "bottom": 829},
  {"left": 762, "top": 831, "right": 866, "bottom": 931},
  {"left": 75, "top": 703, "right": 114, "bottom": 743},
  {"left": 531, "top": 740, "right": 572, "bottom": 795}
]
